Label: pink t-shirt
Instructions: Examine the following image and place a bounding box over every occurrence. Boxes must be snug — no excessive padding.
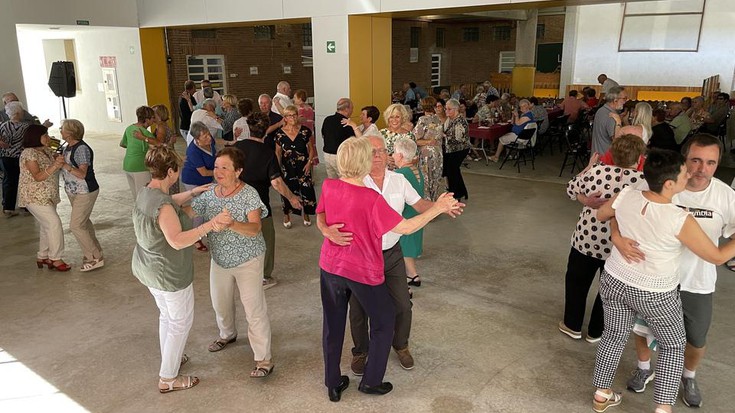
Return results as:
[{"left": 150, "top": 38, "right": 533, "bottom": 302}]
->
[
  {"left": 317, "top": 179, "right": 403, "bottom": 285},
  {"left": 298, "top": 105, "right": 315, "bottom": 133}
]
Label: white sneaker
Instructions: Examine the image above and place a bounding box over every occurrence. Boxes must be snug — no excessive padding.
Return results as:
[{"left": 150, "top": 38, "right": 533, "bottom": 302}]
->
[{"left": 80, "top": 258, "right": 104, "bottom": 272}]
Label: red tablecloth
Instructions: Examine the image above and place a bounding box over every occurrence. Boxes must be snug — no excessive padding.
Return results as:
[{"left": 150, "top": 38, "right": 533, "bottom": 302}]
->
[
  {"left": 468, "top": 123, "right": 512, "bottom": 143},
  {"left": 547, "top": 107, "right": 564, "bottom": 121}
]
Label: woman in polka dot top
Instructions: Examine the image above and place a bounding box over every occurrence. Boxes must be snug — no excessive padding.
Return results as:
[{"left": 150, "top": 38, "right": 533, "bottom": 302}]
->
[{"left": 559, "top": 135, "right": 647, "bottom": 342}]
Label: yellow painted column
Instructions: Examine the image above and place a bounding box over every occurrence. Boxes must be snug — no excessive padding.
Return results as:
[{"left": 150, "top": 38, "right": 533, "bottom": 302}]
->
[
  {"left": 139, "top": 28, "right": 171, "bottom": 115},
  {"left": 512, "top": 65, "right": 536, "bottom": 97},
  {"left": 348, "top": 16, "right": 392, "bottom": 128}
]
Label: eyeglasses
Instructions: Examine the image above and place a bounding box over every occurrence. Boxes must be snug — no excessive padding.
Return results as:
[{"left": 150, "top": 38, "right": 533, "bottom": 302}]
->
[
  {"left": 372, "top": 148, "right": 387, "bottom": 155},
  {"left": 284, "top": 114, "right": 298, "bottom": 118}
]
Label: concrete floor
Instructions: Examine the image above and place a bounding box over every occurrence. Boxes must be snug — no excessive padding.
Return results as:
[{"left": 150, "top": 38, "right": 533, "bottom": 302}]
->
[{"left": 1, "top": 133, "right": 734, "bottom": 413}]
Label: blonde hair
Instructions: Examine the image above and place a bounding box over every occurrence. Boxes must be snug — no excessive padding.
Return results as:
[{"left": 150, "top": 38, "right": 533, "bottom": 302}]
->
[
  {"left": 283, "top": 104, "right": 298, "bottom": 116},
  {"left": 145, "top": 145, "right": 182, "bottom": 179},
  {"left": 632, "top": 102, "right": 653, "bottom": 140},
  {"left": 383, "top": 103, "right": 410, "bottom": 125},
  {"left": 61, "top": 119, "right": 85, "bottom": 141},
  {"left": 152, "top": 104, "right": 170, "bottom": 122},
  {"left": 222, "top": 94, "right": 237, "bottom": 107},
  {"left": 336, "top": 137, "right": 372, "bottom": 179}
]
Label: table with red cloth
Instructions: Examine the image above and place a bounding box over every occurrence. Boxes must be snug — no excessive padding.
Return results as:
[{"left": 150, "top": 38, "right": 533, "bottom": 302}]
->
[
  {"left": 547, "top": 107, "right": 564, "bottom": 121},
  {"left": 468, "top": 123, "right": 512, "bottom": 164}
]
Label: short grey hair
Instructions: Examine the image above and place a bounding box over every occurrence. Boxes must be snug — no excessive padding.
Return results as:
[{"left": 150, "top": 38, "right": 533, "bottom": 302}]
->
[
  {"left": 189, "top": 121, "right": 209, "bottom": 140},
  {"left": 4, "top": 101, "right": 24, "bottom": 119},
  {"left": 519, "top": 99, "right": 531, "bottom": 107},
  {"left": 203, "top": 87, "right": 214, "bottom": 99},
  {"left": 277, "top": 81, "right": 290, "bottom": 92},
  {"left": 446, "top": 98, "right": 460, "bottom": 109},
  {"left": 393, "top": 138, "right": 417, "bottom": 161},
  {"left": 605, "top": 86, "right": 625, "bottom": 103},
  {"left": 202, "top": 99, "right": 216, "bottom": 111},
  {"left": 258, "top": 94, "right": 272, "bottom": 104},
  {"left": 336, "top": 98, "right": 352, "bottom": 112}
]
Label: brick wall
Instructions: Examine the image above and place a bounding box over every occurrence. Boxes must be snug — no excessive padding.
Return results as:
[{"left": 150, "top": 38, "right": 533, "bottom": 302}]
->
[
  {"left": 166, "top": 25, "right": 314, "bottom": 123},
  {"left": 391, "top": 15, "right": 564, "bottom": 93}
]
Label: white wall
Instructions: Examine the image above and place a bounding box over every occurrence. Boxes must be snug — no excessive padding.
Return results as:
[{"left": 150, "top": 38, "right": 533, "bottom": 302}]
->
[
  {"left": 16, "top": 26, "right": 147, "bottom": 135},
  {"left": 569, "top": 0, "right": 735, "bottom": 90}
]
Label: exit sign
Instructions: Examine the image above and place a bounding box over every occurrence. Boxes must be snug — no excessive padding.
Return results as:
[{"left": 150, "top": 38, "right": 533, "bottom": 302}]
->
[
  {"left": 76, "top": 20, "right": 90, "bottom": 26},
  {"left": 326, "top": 41, "right": 336, "bottom": 53}
]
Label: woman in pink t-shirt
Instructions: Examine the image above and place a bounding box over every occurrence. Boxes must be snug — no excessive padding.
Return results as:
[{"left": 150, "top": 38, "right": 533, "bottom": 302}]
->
[{"left": 316, "top": 137, "right": 459, "bottom": 402}]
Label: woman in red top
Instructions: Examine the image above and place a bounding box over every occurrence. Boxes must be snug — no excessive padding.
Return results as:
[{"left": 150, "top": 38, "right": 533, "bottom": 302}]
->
[{"left": 316, "top": 137, "right": 459, "bottom": 402}]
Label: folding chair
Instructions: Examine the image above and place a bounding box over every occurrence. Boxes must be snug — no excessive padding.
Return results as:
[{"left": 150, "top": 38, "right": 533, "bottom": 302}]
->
[{"left": 499, "top": 123, "right": 537, "bottom": 173}]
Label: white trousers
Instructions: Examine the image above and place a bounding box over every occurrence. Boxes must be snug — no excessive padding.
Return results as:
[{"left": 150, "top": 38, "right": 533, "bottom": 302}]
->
[
  {"left": 26, "top": 203, "right": 65, "bottom": 261},
  {"left": 66, "top": 190, "right": 102, "bottom": 261},
  {"left": 210, "top": 255, "right": 272, "bottom": 361},
  {"left": 126, "top": 171, "right": 151, "bottom": 202},
  {"left": 323, "top": 153, "right": 339, "bottom": 179},
  {"left": 148, "top": 283, "right": 194, "bottom": 379}
]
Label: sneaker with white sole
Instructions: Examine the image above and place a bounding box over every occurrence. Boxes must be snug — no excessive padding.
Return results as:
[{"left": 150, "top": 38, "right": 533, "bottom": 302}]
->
[
  {"left": 585, "top": 334, "right": 602, "bottom": 344},
  {"left": 626, "top": 368, "right": 655, "bottom": 393},
  {"left": 593, "top": 390, "right": 622, "bottom": 413},
  {"left": 558, "top": 321, "right": 582, "bottom": 340},
  {"left": 80, "top": 258, "right": 104, "bottom": 272},
  {"left": 263, "top": 278, "right": 278, "bottom": 290},
  {"left": 680, "top": 377, "right": 702, "bottom": 407}
]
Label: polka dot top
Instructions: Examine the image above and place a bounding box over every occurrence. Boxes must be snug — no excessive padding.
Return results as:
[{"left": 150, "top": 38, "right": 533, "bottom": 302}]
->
[{"left": 566, "top": 164, "right": 644, "bottom": 260}]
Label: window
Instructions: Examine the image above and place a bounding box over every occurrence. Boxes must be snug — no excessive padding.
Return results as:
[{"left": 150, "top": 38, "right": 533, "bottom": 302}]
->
[
  {"left": 302, "top": 23, "right": 313, "bottom": 67},
  {"left": 498, "top": 51, "right": 515, "bottom": 73},
  {"left": 186, "top": 55, "right": 227, "bottom": 95},
  {"left": 493, "top": 26, "right": 512, "bottom": 41},
  {"left": 192, "top": 30, "right": 216, "bottom": 39},
  {"left": 536, "top": 24, "right": 545, "bottom": 39},
  {"left": 431, "top": 54, "right": 442, "bottom": 88},
  {"left": 436, "top": 28, "right": 445, "bottom": 48},
  {"left": 410, "top": 27, "right": 421, "bottom": 48},
  {"left": 462, "top": 27, "right": 479, "bottom": 42},
  {"left": 254, "top": 25, "right": 275, "bottom": 40}
]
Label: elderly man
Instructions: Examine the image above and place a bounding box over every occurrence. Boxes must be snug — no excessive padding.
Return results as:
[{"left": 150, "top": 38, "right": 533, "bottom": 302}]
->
[
  {"left": 667, "top": 102, "right": 692, "bottom": 145},
  {"left": 271, "top": 81, "right": 292, "bottom": 114},
  {"left": 483, "top": 80, "right": 500, "bottom": 98},
  {"left": 591, "top": 86, "right": 628, "bottom": 155},
  {"left": 192, "top": 79, "right": 222, "bottom": 106},
  {"left": 1, "top": 92, "right": 52, "bottom": 127},
  {"left": 702, "top": 92, "right": 729, "bottom": 134},
  {"left": 318, "top": 134, "right": 463, "bottom": 374},
  {"left": 258, "top": 94, "right": 283, "bottom": 150},
  {"left": 321, "top": 98, "right": 355, "bottom": 179},
  {"left": 615, "top": 134, "right": 735, "bottom": 408},
  {"left": 187, "top": 99, "right": 222, "bottom": 146},
  {"left": 597, "top": 74, "right": 620, "bottom": 98},
  {"left": 193, "top": 87, "right": 224, "bottom": 117},
  {"left": 529, "top": 97, "right": 549, "bottom": 135}
]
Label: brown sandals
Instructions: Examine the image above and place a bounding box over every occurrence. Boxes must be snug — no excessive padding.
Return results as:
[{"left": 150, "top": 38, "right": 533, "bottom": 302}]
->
[
  {"left": 208, "top": 336, "right": 237, "bottom": 352},
  {"left": 250, "top": 361, "right": 275, "bottom": 378},
  {"left": 159, "top": 375, "right": 200, "bottom": 393}
]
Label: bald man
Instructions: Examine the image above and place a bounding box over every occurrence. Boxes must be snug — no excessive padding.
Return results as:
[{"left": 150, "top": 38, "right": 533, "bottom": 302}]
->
[
  {"left": 320, "top": 98, "right": 355, "bottom": 178},
  {"left": 271, "top": 81, "right": 293, "bottom": 115}
]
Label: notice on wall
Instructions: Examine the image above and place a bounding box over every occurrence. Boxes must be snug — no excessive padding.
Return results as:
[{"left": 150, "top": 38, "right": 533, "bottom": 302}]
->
[{"left": 99, "top": 56, "right": 117, "bottom": 68}]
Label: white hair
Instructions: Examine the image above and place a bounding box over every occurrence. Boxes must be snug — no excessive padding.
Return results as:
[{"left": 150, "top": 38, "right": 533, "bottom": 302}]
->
[
  {"left": 393, "top": 138, "right": 417, "bottom": 161},
  {"left": 4, "top": 101, "right": 24, "bottom": 118}
]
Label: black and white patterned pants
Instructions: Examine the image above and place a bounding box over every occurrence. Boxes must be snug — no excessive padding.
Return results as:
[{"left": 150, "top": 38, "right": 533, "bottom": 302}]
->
[{"left": 593, "top": 270, "right": 685, "bottom": 405}]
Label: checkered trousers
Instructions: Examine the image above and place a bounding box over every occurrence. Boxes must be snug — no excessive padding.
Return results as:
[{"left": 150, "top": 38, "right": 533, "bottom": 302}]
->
[{"left": 593, "top": 270, "right": 686, "bottom": 405}]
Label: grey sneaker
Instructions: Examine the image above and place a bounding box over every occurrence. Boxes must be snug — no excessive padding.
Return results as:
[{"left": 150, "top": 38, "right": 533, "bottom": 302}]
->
[
  {"left": 626, "top": 368, "right": 655, "bottom": 393},
  {"left": 681, "top": 377, "right": 702, "bottom": 407}
]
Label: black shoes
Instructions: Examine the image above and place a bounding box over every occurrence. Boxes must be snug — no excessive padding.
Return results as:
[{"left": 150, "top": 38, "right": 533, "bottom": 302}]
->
[
  {"left": 358, "top": 381, "right": 393, "bottom": 395},
  {"left": 328, "top": 375, "right": 349, "bottom": 402}
]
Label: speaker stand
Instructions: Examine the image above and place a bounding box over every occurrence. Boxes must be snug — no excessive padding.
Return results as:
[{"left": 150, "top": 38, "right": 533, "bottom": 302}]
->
[{"left": 60, "top": 97, "right": 68, "bottom": 119}]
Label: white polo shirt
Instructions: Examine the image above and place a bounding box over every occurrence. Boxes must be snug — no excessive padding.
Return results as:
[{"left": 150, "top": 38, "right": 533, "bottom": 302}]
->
[
  {"left": 364, "top": 170, "right": 422, "bottom": 250},
  {"left": 271, "top": 92, "right": 293, "bottom": 114},
  {"left": 187, "top": 109, "right": 223, "bottom": 146}
]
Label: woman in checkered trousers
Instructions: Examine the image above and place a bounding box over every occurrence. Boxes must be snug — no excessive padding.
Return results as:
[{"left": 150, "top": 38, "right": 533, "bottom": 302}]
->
[{"left": 592, "top": 149, "right": 735, "bottom": 413}]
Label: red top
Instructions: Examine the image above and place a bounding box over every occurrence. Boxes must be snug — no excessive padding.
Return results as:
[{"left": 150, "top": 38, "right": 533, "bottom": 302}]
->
[
  {"left": 317, "top": 179, "right": 403, "bottom": 285},
  {"left": 298, "top": 104, "right": 315, "bottom": 133},
  {"left": 599, "top": 150, "right": 645, "bottom": 171}
]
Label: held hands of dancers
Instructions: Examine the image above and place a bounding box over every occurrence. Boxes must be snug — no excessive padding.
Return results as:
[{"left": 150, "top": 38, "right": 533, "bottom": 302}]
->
[
  {"left": 210, "top": 208, "right": 234, "bottom": 232},
  {"left": 434, "top": 192, "right": 464, "bottom": 216}
]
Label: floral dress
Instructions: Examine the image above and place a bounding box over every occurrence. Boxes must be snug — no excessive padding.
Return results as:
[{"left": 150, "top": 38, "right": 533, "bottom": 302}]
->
[
  {"left": 275, "top": 126, "right": 317, "bottom": 215},
  {"left": 380, "top": 128, "right": 416, "bottom": 171},
  {"left": 155, "top": 122, "right": 180, "bottom": 194},
  {"left": 412, "top": 114, "right": 444, "bottom": 201}
]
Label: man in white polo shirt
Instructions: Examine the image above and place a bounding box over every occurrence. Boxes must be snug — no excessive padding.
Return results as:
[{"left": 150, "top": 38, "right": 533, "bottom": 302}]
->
[{"left": 618, "top": 134, "right": 735, "bottom": 407}]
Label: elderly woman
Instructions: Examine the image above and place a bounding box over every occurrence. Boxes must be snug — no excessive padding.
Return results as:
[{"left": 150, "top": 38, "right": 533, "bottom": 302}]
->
[
  {"left": 232, "top": 98, "right": 253, "bottom": 142},
  {"left": 380, "top": 103, "right": 416, "bottom": 161},
  {"left": 152, "top": 104, "right": 175, "bottom": 147},
  {"left": 393, "top": 138, "right": 425, "bottom": 287},
  {"left": 442, "top": 99, "right": 471, "bottom": 201},
  {"left": 220, "top": 94, "right": 241, "bottom": 142},
  {"left": 18, "top": 125, "right": 69, "bottom": 271},
  {"left": 178, "top": 80, "right": 197, "bottom": 139},
  {"left": 592, "top": 149, "right": 735, "bottom": 413},
  {"left": 132, "top": 145, "right": 230, "bottom": 393},
  {"left": 275, "top": 105, "right": 317, "bottom": 228},
  {"left": 293, "top": 89, "right": 315, "bottom": 133},
  {"left": 121, "top": 106, "right": 156, "bottom": 201},
  {"left": 412, "top": 96, "right": 444, "bottom": 201},
  {"left": 1, "top": 101, "right": 30, "bottom": 216},
  {"left": 192, "top": 147, "right": 275, "bottom": 378},
  {"left": 316, "top": 137, "right": 460, "bottom": 401},
  {"left": 341, "top": 105, "right": 380, "bottom": 138},
  {"left": 59, "top": 119, "right": 104, "bottom": 272},
  {"left": 182, "top": 121, "right": 216, "bottom": 252},
  {"left": 489, "top": 99, "right": 535, "bottom": 163},
  {"left": 559, "top": 135, "right": 646, "bottom": 343},
  {"left": 687, "top": 96, "right": 712, "bottom": 131}
]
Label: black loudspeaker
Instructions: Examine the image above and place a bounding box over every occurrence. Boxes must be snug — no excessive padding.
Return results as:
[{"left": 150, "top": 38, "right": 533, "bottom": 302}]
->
[{"left": 48, "top": 61, "right": 76, "bottom": 98}]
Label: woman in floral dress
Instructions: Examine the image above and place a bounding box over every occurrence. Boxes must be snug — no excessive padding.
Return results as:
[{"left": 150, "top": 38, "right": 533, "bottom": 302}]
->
[
  {"left": 380, "top": 103, "right": 415, "bottom": 170},
  {"left": 275, "top": 105, "right": 317, "bottom": 227},
  {"left": 412, "top": 96, "right": 444, "bottom": 201}
]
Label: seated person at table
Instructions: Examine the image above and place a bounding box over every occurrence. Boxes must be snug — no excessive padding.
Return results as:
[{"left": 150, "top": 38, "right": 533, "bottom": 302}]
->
[
  {"left": 702, "top": 92, "right": 729, "bottom": 134},
  {"left": 473, "top": 95, "right": 501, "bottom": 123},
  {"left": 529, "top": 97, "right": 549, "bottom": 135},
  {"left": 559, "top": 90, "right": 589, "bottom": 123},
  {"left": 667, "top": 102, "right": 692, "bottom": 145},
  {"left": 649, "top": 109, "right": 678, "bottom": 151},
  {"left": 584, "top": 88, "right": 599, "bottom": 108},
  {"left": 489, "top": 99, "right": 534, "bottom": 162}
]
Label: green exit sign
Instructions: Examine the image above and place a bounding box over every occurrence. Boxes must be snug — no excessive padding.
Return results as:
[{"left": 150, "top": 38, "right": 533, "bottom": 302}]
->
[
  {"left": 326, "top": 41, "right": 336, "bottom": 53},
  {"left": 76, "top": 20, "right": 90, "bottom": 26}
]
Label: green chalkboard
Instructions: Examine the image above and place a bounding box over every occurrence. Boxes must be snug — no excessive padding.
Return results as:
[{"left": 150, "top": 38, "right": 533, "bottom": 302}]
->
[{"left": 536, "top": 43, "right": 563, "bottom": 73}]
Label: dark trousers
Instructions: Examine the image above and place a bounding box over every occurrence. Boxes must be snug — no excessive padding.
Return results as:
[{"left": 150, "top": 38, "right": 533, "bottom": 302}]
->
[
  {"left": 443, "top": 149, "right": 469, "bottom": 200},
  {"left": 563, "top": 247, "right": 605, "bottom": 337},
  {"left": 350, "top": 244, "right": 412, "bottom": 354},
  {"left": 0, "top": 157, "right": 20, "bottom": 211},
  {"left": 320, "top": 269, "right": 395, "bottom": 388}
]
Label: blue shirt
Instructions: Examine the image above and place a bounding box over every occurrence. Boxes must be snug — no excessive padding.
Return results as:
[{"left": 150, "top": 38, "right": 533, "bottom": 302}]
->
[
  {"left": 181, "top": 141, "right": 215, "bottom": 186},
  {"left": 192, "top": 185, "right": 269, "bottom": 268},
  {"left": 512, "top": 111, "right": 535, "bottom": 135}
]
